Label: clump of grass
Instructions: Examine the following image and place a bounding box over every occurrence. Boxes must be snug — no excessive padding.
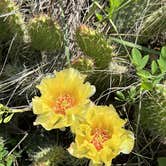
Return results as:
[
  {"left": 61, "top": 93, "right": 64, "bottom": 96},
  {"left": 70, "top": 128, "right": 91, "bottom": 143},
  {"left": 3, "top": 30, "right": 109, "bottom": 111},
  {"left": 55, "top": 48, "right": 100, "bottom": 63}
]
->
[{"left": 139, "top": 5, "right": 166, "bottom": 44}]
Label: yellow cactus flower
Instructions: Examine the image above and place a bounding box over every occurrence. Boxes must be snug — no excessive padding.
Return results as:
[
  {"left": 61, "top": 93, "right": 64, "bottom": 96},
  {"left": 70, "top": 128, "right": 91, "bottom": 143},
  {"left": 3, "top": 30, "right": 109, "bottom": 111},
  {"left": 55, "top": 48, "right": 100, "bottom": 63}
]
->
[
  {"left": 69, "top": 105, "right": 134, "bottom": 166},
  {"left": 32, "top": 68, "right": 95, "bottom": 130}
]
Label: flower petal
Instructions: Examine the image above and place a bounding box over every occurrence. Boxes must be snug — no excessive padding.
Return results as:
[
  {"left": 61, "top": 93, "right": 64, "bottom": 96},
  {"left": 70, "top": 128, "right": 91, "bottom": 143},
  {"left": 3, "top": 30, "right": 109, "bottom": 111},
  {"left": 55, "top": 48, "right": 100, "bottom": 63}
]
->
[
  {"left": 119, "top": 130, "right": 135, "bottom": 154},
  {"left": 32, "top": 68, "right": 95, "bottom": 130},
  {"left": 34, "top": 111, "right": 66, "bottom": 130}
]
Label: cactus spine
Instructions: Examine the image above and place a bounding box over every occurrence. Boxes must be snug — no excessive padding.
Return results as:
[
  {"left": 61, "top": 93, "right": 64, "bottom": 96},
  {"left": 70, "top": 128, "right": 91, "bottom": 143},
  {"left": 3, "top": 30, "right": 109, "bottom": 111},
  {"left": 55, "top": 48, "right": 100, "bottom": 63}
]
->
[{"left": 28, "top": 15, "right": 64, "bottom": 51}]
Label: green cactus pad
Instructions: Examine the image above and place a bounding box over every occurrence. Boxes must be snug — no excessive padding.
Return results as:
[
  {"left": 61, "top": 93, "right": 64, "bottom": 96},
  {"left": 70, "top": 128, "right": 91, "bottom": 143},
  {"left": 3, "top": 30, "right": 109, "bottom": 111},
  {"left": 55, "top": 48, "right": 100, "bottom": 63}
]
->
[
  {"left": 0, "top": 0, "right": 25, "bottom": 41},
  {"left": 139, "top": 82, "right": 166, "bottom": 140},
  {"left": 75, "top": 25, "right": 113, "bottom": 69},
  {"left": 28, "top": 15, "right": 64, "bottom": 51}
]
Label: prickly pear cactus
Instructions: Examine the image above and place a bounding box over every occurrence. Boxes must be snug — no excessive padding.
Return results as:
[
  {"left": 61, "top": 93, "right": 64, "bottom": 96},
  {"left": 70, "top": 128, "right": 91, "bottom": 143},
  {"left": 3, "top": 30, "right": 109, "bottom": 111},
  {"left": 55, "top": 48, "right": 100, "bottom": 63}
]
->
[
  {"left": 28, "top": 15, "right": 64, "bottom": 51},
  {"left": 0, "top": 0, "right": 25, "bottom": 42},
  {"left": 75, "top": 25, "right": 113, "bottom": 69},
  {"left": 139, "top": 5, "right": 166, "bottom": 44},
  {"left": 33, "top": 146, "right": 87, "bottom": 166},
  {"left": 140, "top": 82, "right": 166, "bottom": 140}
]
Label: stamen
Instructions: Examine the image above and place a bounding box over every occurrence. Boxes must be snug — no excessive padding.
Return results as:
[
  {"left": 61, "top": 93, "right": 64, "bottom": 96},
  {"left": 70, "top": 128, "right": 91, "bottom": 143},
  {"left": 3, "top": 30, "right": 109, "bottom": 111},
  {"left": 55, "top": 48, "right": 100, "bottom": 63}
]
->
[
  {"left": 91, "top": 128, "right": 110, "bottom": 151},
  {"left": 53, "top": 94, "right": 75, "bottom": 115}
]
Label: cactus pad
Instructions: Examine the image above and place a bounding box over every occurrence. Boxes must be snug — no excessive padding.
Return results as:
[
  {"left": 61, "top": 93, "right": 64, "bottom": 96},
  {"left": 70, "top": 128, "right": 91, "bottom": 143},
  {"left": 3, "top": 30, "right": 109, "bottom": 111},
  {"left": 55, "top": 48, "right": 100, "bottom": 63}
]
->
[
  {"left": 28, "top": 15, "right": 64, "bottom": 51},
  {"left": 0, "top": 0, "right": 25, "bottom": 41},
  {"left": 75, "top": 25, "right": 113, "bottom": 69}
]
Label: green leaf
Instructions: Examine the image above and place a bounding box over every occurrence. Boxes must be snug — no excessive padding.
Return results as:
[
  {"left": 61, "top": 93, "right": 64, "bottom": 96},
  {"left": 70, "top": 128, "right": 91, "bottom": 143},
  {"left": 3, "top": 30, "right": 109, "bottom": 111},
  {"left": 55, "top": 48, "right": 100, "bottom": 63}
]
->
[
  {"left": 161, "top": 46, "right": 166, "bottom": 59},
  {"left": 116, "top": 91, "right": 125, "bottom": 100},
  {"left": 109, "top": 0, "right": 125, "bottom": 17},
  {"left": 131, "top": 48, "right": 144, "bottom": 70},
  {"left": 158, "top": 157, "right": 166, "bottom": 166},
  {"left": 132, "top": 48, "right": 142, "bottom": 62},
  {"left": 3, "top": 114, "right": 14, "bottom": 123},
  {"left": 152, "top": 74, "right": 164, "bottom": 86},
  {"left": 95, "top": 13, "right": 103, "bottom": 21},
  {"left": 157, "top": 57, "right": 166, "bottom": 73},
  {"left": 151, "top": 60, "right": 158, "bottom": 74},
  {"left": 137, "top": 70, "right": 152, "bottom": 79},
  {"left": 140, "top": 55, "right": 149, "bottom": 69},
  {"left": 141, "top": 81, "right": 153, "bottom": 90},
  {"left": 129, "top": 86, "right": 136, "bottom": 98}
]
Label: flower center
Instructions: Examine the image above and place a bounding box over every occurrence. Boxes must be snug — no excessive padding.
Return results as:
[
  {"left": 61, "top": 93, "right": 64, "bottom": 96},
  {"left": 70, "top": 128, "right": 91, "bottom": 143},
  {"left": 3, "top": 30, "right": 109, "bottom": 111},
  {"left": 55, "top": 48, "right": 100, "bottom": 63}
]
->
[
  {"left": 91, "top": 128, "right": 110, "bottom": 151},
  {"left": 53, "top": 94, "right": 75, "bottom": 115}
]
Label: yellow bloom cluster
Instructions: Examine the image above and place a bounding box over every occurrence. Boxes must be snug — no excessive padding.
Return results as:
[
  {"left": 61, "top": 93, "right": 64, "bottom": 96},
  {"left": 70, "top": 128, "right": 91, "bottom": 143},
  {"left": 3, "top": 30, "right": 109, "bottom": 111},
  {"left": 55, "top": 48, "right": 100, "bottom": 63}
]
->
[
  {"left": 32, "top": 68, "right": 134, "bottom": 165},
  {"left": 69, "top": 105, "right": 134, "bottom": 166}
]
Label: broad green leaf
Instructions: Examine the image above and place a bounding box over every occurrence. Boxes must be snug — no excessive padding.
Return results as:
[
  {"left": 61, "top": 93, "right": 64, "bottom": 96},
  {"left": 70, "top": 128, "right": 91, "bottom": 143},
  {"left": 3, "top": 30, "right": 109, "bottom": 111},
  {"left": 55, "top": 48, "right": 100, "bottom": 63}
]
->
[
  {"left": 137, "top": 70, "right": 152, "bottom": 79},
  {"left": 131, "top": 48, "right": 142, "bottom": 68},
  {"left": 158, "top": 157, "right": 166, "bottom": 166},
  {"left": 140, "top": 55, "right": 149, "bottom": 69},
  {"left": 161, "top": 46, "right": 166, "bottom": 59},
  {"left": 151, "top": 60, "right": 158, "bottom": 74},
  {"left": 132, "top": 48, "right": 142, "bottom": 61},
  {"left": 158, "top": 57, "right": 166, "bottom": 73}
]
